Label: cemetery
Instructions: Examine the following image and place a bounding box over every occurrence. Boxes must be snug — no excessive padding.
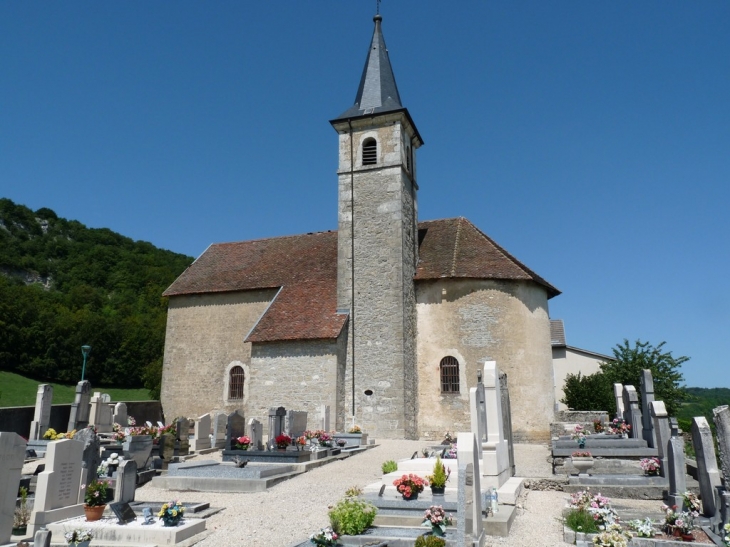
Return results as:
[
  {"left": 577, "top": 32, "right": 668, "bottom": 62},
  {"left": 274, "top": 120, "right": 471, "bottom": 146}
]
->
[{"left": 1, "top": 364, "right": 730, "bottom": 547}]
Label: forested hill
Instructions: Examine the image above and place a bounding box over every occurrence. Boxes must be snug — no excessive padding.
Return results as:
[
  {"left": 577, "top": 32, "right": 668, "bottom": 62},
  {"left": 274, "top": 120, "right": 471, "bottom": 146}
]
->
[{"left": 0, "top": 198, "right": 193, "bottom": 396}]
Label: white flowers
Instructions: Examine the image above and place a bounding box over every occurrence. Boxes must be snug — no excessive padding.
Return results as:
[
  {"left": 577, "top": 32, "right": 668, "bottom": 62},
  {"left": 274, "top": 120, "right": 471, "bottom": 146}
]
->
[
  {"left": 627, "top": 517, "right": 655, "bottom": 538},
  {"left": 64, "top": 528, "right": 93, "bottom": 545}
]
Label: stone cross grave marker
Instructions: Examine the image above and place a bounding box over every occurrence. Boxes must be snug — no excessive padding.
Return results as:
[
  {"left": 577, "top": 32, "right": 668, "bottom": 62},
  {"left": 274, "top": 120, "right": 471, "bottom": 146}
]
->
[
  {"left": 212, "top": 412, "right": 227, "bottom": 449},
  {"left": 73, "top": 427, "right": 101, "bottom": 489},
  {"left": 28, "top": 438, "right": 85, "bottom": 534},
  {"left": 30, "top": 384, "right": 53, "bottom": 441},
  {"left": 268, "top": 407, "right": 286, "bottom": 449},
  {"left": 0, "top": 433, "right": 26, "bottom": 544},
  {"left": 286, "top": 410, "right": 308, "bottom": 440},
  {"left": 650, "top": 400, "right": 670, "bottom": 477},
  {"left": 190, "top": 414, "right": 212, "bottom": 452},
  {"left": 113, "top": 459, "right": 137, "bottom": 504},
  {"left": 225, "top": 411, "right": 246, "bottom": 450},
  {"left": 113, "top": 402, "right": 128, "bottom": 426},
  {"left": 456, "top": 431, "right": 485, "bottom": 547},
  {"left": 499, "top": 372, "right": 516, "bottom": 477},
  {"left": 613, "top": 383, "right": 625, "bottom": 420},
  {"left": 480, "top": 361, "right": 510, "bottom": 487},
  {"left": 713, "top": 405, "right": 730, "bottom": 485},
  {"left": 67, "top": 380, "right": 92, "bottom": 432},
  {"left": 319, "top": 404, "right": 330, "bottom": 431},
  {"left": 667, "top": 418, "right": 687, "bottom": 510},
  {"left": 640, "top": 369, "right": 657, "bottom": 448},
  {"left": 691, "top": 416, "right": 722, "bottom": 518},
  {"left": 469, "top": 387, "right": 485, "bottom": 460},
  {"left": 248, "top": 418, "right": 263, "bottom": 451}
]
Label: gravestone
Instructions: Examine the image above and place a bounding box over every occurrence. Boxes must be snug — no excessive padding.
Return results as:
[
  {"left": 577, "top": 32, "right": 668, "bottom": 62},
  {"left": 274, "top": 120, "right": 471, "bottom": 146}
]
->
[
  {"left": 29, "top": 384, "right": 54, "bottom": 441},
  {"left": 318, "top": 404, "right": 330, "bottom": 431},
  {"left": 640, "top": 370, "right": 657, "bottom": 448},
  {"left": 34, "top": 529, "right": 52, "bottom": 547},
  {"left": 159, "top": 434, "right": 175, "bottom": 462},
  {"left": 622, "top": 385, "right": 642, "bottom": 438},
  {"left": 480, "top": 361, "right": 510, "bottom": 488},
  {"left": 268, "top": 407, "right": 286, "bottom": 449},
  {"left": 650, "top": 401, "right": 671, "bottom": 477},
  {"left": 113, "top": 459, "right": 137, "bottom": 504},
  {"left": 211, "top": 412, "right": 227, "bottom": 449},
  {"left": 456, "top": 432, "right": 485, "bottom": 547},
  {"left": 713, "top": 405, "right": 730, "bottom": 484},
  {"left": 113, "top": 402, "right": 128, "bottom": 426},
  {"left": 28, "top": 439, "right": 85, "bottom": 534},
  {"left": 73, "top": 427, "right": 102, "bottom": 488},
  {"left": 691, "top": 417, "right": 722, "bottom": 518},
  {"left": 89, "top": 393, "right": 114, "bottom": 433},
  {"left": 225, "top": 411, "right": 247, "bottom": 450},
  {"left": 248, "top": 418, "right": 263, "bottom": 451},
  {"left": 613, "top": 383, "right": 625, "bottom": 420},
  {"left": 286, "top": 410, "right": 308, "bottom": 439},
  {"left": 499, "top": 372, "right": 516, "bottom": 476},
  {"left": 190, "top": 414, "right": 212, "bottom": 452},
  {"left": 469, "top": 388, "right": 485, "bottom": 460},
  {"left": 666, "top": 418, "right": 687, "bottom": 510},
  {"left": 67, "top": 380, "right": 92, "bottom": 431},
  {"left": 0, "top": 433, "right": 26, "bottom": 544}
]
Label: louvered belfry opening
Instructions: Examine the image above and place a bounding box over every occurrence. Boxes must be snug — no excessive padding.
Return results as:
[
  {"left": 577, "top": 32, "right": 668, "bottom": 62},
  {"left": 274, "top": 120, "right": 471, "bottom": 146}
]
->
[
  {"left": 229, "top": 365, "right": 244, "bottom": 399},
  {"left": 440, "top": 356, "right": 460, "bottom": 393},
  {"left": 362, "top": 138, "right": 377, "bottom": 165}
]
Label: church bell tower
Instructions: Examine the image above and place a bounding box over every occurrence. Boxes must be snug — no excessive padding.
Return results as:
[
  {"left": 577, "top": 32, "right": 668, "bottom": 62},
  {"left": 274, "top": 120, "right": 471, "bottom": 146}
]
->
[{"left": 330, "top": 13, "right": 423, "bottom": 439}]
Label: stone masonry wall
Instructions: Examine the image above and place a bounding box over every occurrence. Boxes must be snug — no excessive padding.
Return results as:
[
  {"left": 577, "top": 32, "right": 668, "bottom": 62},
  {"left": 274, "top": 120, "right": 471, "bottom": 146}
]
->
[
  {"left": 416, "top": 278, "right": 554, "bottom": 442},
  {"left": 161, "top": 290, "right": 276, "bottom": 421},
  {"left": 248, "top": 338, "right": 345, "bottom": 439}
]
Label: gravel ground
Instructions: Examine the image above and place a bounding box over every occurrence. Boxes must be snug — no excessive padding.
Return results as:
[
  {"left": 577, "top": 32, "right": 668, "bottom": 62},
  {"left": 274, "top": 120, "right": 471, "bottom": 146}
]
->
[{"left": 132, "top": 441, "right": 661, "bottom": 547}]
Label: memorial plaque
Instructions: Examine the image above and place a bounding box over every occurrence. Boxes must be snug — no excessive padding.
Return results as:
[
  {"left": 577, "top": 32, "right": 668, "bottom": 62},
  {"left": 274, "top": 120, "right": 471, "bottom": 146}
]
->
[{"left": 110, "top": 502, "right": 138, "bottom": 525}]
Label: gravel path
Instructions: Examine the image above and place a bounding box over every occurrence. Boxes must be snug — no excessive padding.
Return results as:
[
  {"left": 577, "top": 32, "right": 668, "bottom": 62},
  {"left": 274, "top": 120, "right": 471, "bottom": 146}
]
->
[{"left": 134, "top": 442, "right": 661, "bottom": 547}]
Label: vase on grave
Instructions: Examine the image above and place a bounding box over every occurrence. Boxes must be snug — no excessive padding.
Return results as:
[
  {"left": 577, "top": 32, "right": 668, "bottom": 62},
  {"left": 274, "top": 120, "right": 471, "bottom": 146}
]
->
[
  {"left": 12, "top": 525, "right": 27, "bottom": 536},
  {"left": 430, "top": 486, "right": 445, "bottom": 496},
  {"left": 122, "top": 435, "right": 153, "bottom": 469},
  {"left": 162, "top": 515, "right": 183, "bottom": 527},
  {"left": 402, "top": 492, "right": 418, "bottom": 501},
  {"left": 571, "top": 456, "right": 594, "bottom": 476},
  {"left": 84, "top": 504, "right": 106, "bottom": 521},
  {"left": 73, "top": 542, "right": 91, "bottom": 547}
]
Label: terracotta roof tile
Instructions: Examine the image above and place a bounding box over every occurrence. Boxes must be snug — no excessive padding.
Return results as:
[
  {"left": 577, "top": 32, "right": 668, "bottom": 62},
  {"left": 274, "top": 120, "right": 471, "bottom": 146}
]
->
[{"left": 163, "top": 218, "right": 559, "bottom": 342}]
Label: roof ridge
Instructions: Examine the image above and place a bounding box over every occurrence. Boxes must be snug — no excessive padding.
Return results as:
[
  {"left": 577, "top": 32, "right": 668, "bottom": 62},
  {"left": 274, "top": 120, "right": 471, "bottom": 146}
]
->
[
  {"left": 450, "top": 217, "right": 462, "bottom": 277},
  {"left": 211, "top": 230, "right": 335, "bottom": 247}
]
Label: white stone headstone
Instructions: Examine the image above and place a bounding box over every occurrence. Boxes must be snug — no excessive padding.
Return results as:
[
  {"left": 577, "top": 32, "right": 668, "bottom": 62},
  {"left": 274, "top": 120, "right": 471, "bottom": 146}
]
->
[
  {"left": 457, "top": 432, "right": 485, "bottom": 547},
  {"left": 691, "top": 417, "right": 722, "bottom": 518},
  {"left": 469, "top": 388, "right": 485, "bottom": 460},
  {"left": 212, "top": 412, "right": 227, "bottom": 449},
  {"left": 113, "top": 459, "right": 137, "bottom": 504},
  {"left": 479, "top": 361, "right": 510, "bottom": 488},
  {"left": 613, "top": 383, "right": 625, "bottom": 420},
  {"left": 319, "top": 405, "right": 330, "bottom": 431},
  {"left": 28, "top": 438, "right": 85, "bottom": 534},
  {"left": 650, "top": 400, "right": 670, "bottom": 477},
  {"left": 0, "top": 433, "right": 26, "bottom": 544},
  {"left": 30, "top": 384, "right": 53, "bottom": 440},
  {"left": 113, "top": 402, "right": 128, "bottom": 426},
  {"left": 190, "top": 414, "right": 212, "bottom": 451},
  {"left": 248, "top": 418, "right": 263, "bottom": 451}
]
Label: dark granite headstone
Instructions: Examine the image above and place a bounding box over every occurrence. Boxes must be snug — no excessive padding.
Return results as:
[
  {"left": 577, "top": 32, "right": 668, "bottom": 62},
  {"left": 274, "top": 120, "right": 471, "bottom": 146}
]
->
[
  {"left": 225, "top": 411, "right": 246, "bottom": 450},
  {"left": 110, "top": 501, "right": 137, "bottom": 524},
  {"left": 73, "top": 426, "right": 101, "bottom": 485}
]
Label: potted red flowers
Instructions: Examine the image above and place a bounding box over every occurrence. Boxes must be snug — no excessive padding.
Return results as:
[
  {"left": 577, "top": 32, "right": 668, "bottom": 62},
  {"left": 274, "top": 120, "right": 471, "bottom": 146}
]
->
[
  {"left": 393, "top": 474, "right": 427, "bottom": 500},
  {"left": 275, "top": 434, "right": 291, "bottom": 449}
]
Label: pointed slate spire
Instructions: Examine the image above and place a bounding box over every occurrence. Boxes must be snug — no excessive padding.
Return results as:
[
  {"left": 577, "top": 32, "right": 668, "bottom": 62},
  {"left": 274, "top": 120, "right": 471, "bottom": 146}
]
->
[{"left": 333, "top": 14, "right": 404, "bottom": 120}]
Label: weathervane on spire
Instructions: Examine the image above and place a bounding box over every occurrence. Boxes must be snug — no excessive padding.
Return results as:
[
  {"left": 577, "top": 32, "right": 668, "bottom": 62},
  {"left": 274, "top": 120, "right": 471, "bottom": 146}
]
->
[{"left": 376, "top": 0, "right": 381, "bottom": 15}]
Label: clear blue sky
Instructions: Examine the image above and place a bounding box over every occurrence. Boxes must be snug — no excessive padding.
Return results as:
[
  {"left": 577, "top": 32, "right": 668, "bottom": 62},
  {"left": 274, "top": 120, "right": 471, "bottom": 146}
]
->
[{"left": 2, "top": 2, "right": 728, "bottom": 389}]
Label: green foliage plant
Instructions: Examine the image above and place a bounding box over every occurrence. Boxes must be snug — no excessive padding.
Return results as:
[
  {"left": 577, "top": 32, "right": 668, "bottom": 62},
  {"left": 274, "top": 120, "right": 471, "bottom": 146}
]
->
[
  {"left": 414, "top": 535, "right": 446, "bottom": 547},
  {"left": 564, "top": 508, "right": 598, "bottom": 533},
  {"left": 13, "top": 486, "right": 31, "bottom": 528},
  {"left": 425, "top": 456, "right": 449, "bottom": 488},
  {"left": 381, "top": 460, "right": 398, "bottom": 474},
  {"left": 328, "top": 498, "right": 377, "bottom": 536},
  {"left": 344, "top": 485, "right": 363, "bottom": 497}
]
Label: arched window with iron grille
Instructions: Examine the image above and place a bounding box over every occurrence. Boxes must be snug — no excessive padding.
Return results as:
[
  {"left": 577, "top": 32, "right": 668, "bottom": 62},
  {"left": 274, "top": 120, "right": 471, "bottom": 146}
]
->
[
  {"left": 440, "top": 356, "right": 460, "bottom": 393},
  {"left": 229, "top": 365, "right": 245, "bottom": 400},
  {"left": 362, "top": 138, "right": 377, "bottom": 165}
]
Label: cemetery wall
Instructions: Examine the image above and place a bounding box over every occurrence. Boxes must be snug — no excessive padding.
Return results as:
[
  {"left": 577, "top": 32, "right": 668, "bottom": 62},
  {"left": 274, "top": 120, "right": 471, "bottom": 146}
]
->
[
  {"left": 416, "top": 278, "right": 553, "bottom": 442},
  {"left": 160, "top": 289, "right": 277, "bottom": 420},
  {"left": 249, "top": 337, "right": 345, "bottom": 437}
]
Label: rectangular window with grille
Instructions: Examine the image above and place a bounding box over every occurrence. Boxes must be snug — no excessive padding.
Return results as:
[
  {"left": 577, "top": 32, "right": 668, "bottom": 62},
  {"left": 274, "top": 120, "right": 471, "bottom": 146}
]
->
[
  {"left": 440, "top": 357, "right": 460, "bottom": 393},
  {"left": 229, "top": 366, "right": 245, "bottom": 400}
]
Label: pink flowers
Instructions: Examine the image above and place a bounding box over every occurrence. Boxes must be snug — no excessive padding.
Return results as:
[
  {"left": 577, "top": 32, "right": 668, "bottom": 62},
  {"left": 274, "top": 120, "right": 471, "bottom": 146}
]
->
[{"left": 393, "top": 474, "right": 427, "bottom": 499}]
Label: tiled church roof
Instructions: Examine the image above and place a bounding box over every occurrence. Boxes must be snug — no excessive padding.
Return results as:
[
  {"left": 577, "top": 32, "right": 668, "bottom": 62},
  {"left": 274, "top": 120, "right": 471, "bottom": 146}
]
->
[{"left": 163, "top": 217, "right": 559, "bottom": 342}]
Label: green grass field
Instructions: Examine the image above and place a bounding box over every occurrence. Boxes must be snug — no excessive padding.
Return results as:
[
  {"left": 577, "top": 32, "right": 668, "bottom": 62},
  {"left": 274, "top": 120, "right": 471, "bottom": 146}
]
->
[{"left": 0, "top": 371, "right": 152, "bottom": 407}]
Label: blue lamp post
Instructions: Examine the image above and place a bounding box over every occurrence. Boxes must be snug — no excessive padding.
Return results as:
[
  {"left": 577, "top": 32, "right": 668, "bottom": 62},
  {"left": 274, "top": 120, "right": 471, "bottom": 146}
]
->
[{"left": 81, "top": 345, "right": 91, "bottom": 381}]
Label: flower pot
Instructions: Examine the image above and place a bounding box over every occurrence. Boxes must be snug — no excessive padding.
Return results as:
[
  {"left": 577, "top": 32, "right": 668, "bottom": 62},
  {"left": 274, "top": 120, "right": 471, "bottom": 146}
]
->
[
  {"left": 84, "top": 504, "right": 106, "bottom": 521},
  {"left": 75, "top": 541, "right": 91, "bottom": 547},
  {"left": 430, "top": 486, "right": 446, "bottom": 496},
  {"left": 162, "top": 517, "right": 182, "bottom": 527},
  {"left": 11, "top": 525, "right": 27, "bottom": 536},
  {"left": 402, "top": 492, "right": 419, "bottom": 501},
  {"left": 681, "top": 534, "right": 695, "bottom": 542},
  {"left": 431, "top": 526, "right": 445, "bottom": 537},
  {"left": 571, "top": 457, "right": 594, "bottom": 476}
]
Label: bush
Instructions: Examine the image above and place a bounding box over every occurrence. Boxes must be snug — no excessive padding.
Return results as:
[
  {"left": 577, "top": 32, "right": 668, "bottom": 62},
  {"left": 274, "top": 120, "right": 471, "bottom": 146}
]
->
[
  {"left": 328, "top": 498, "right": 377, "bottom": 536},
  {"left": 561, "top": 372, "right": 614, "bottom": 412},
  {"left": 414, "top": 535, "right": 446, "bottom": 547},
  {"left": 381, "top": 460, "right": 398, "bottom": 474},
  {"left": 565, "top": 509, "right": 599, "bottom": 533}
]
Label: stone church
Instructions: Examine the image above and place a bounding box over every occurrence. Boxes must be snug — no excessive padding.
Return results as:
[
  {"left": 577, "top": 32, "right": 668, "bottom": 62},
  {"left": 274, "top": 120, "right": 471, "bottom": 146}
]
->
[{"left": 161, "top": 14, "right": 560, "bottom": 442}]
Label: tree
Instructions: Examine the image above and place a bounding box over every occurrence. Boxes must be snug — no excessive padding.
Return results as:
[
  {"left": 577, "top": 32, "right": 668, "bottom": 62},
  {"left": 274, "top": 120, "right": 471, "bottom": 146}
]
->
[{"left": 561, "top": 339, "right": 689, "bottom": 416}]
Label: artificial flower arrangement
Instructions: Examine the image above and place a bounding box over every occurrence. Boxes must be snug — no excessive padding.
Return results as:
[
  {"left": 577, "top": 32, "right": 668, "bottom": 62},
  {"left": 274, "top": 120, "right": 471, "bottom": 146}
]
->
[
  {"left": 443, "top": 443, "right": 457, "bottom": 459},
  {"left": 297, "top": 436, "right": 307, "bottom": 446},
  {"left": 593, "top": 419, "right": 605, "bottom": 433},
  {"left": 348, "top": 425, "right": 362, "bottom": 434},
  {"left": 275, "top": 434, "right": 292, "bottom": 449},
  {"left": 158, "top": 500, "right": 185, "bottom": 526},
  {"left": 661, "top": 503, "right": 696, "bottom": 536},
  {"left": 309, "top": 526, "right": 338, "bottom": 547},
  {"left": 318, "top": 432, "right": 333, "bottom": 447},
  {"left": 591, "top": 528, "right": 630, "bottom": 547},
  {"left": 234, "top": 435, "right": 251, "bottom": 450},
  {"left": 96, "top": 452, "right": 123, "bottom": 476},
  {"left": 42, "top": 428, "right": 77, "bottom": 440},
  {"left": 82, "top": 478, "right": 112, "bottom": 507},
  {"left": 64, "top": 528, "right": 93, "bottom": 546},
  {"left": 304, "top": 430, "right": 317, "bottom": 440},
  {"left": 112, "top": 423, "right": 126, "bottom": 443},
  {"left": 571, "top": 451, "right": 592, "bottom": 458},
  {"left": 572, "top": 425, "right": 588, "bottom": 447},
  {"left": 608, "top": 418, "right": 630, "bottom": 436},
  {"left": 627, "top": 517, "right": 656, "bottom": 538},
  {"left": 421, "top": 505, "right": 453, "bottom": 537},
  {"left": 393, "top": 474, "right": 427, "bottom": 500},
  {"left": 568, "top": 490, "right": 619, "bottom": 529},
  {"left": 682, "top": 491, "right": 702, "bottom": 515},
  {"left": 639, "top": 457, "right": 660, "bottom": 475}
]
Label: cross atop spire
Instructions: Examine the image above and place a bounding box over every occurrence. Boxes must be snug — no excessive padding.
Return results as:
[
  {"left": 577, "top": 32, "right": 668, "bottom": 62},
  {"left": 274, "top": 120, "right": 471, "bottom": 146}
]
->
[{"left": 332, "top": 13, "right": 404, "bottom": 121}]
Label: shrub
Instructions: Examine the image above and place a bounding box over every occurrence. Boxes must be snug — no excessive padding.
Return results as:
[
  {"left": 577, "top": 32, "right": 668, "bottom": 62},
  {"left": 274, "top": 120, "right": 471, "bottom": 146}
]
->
[
  {"left": 328, "top": 498, "right": 377, "bottom": 536},
  {"left": 381, "top": 460, "right": 398, "bottom": 474},
  {"left": 414, "top": 535, "right": 446, "bottom": 547},
  {"left": 564, "top": 508, "right": 598, "bottom": 533},
  {"left": 344, "top": 485, "right": 363, "bottom": 497}
]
